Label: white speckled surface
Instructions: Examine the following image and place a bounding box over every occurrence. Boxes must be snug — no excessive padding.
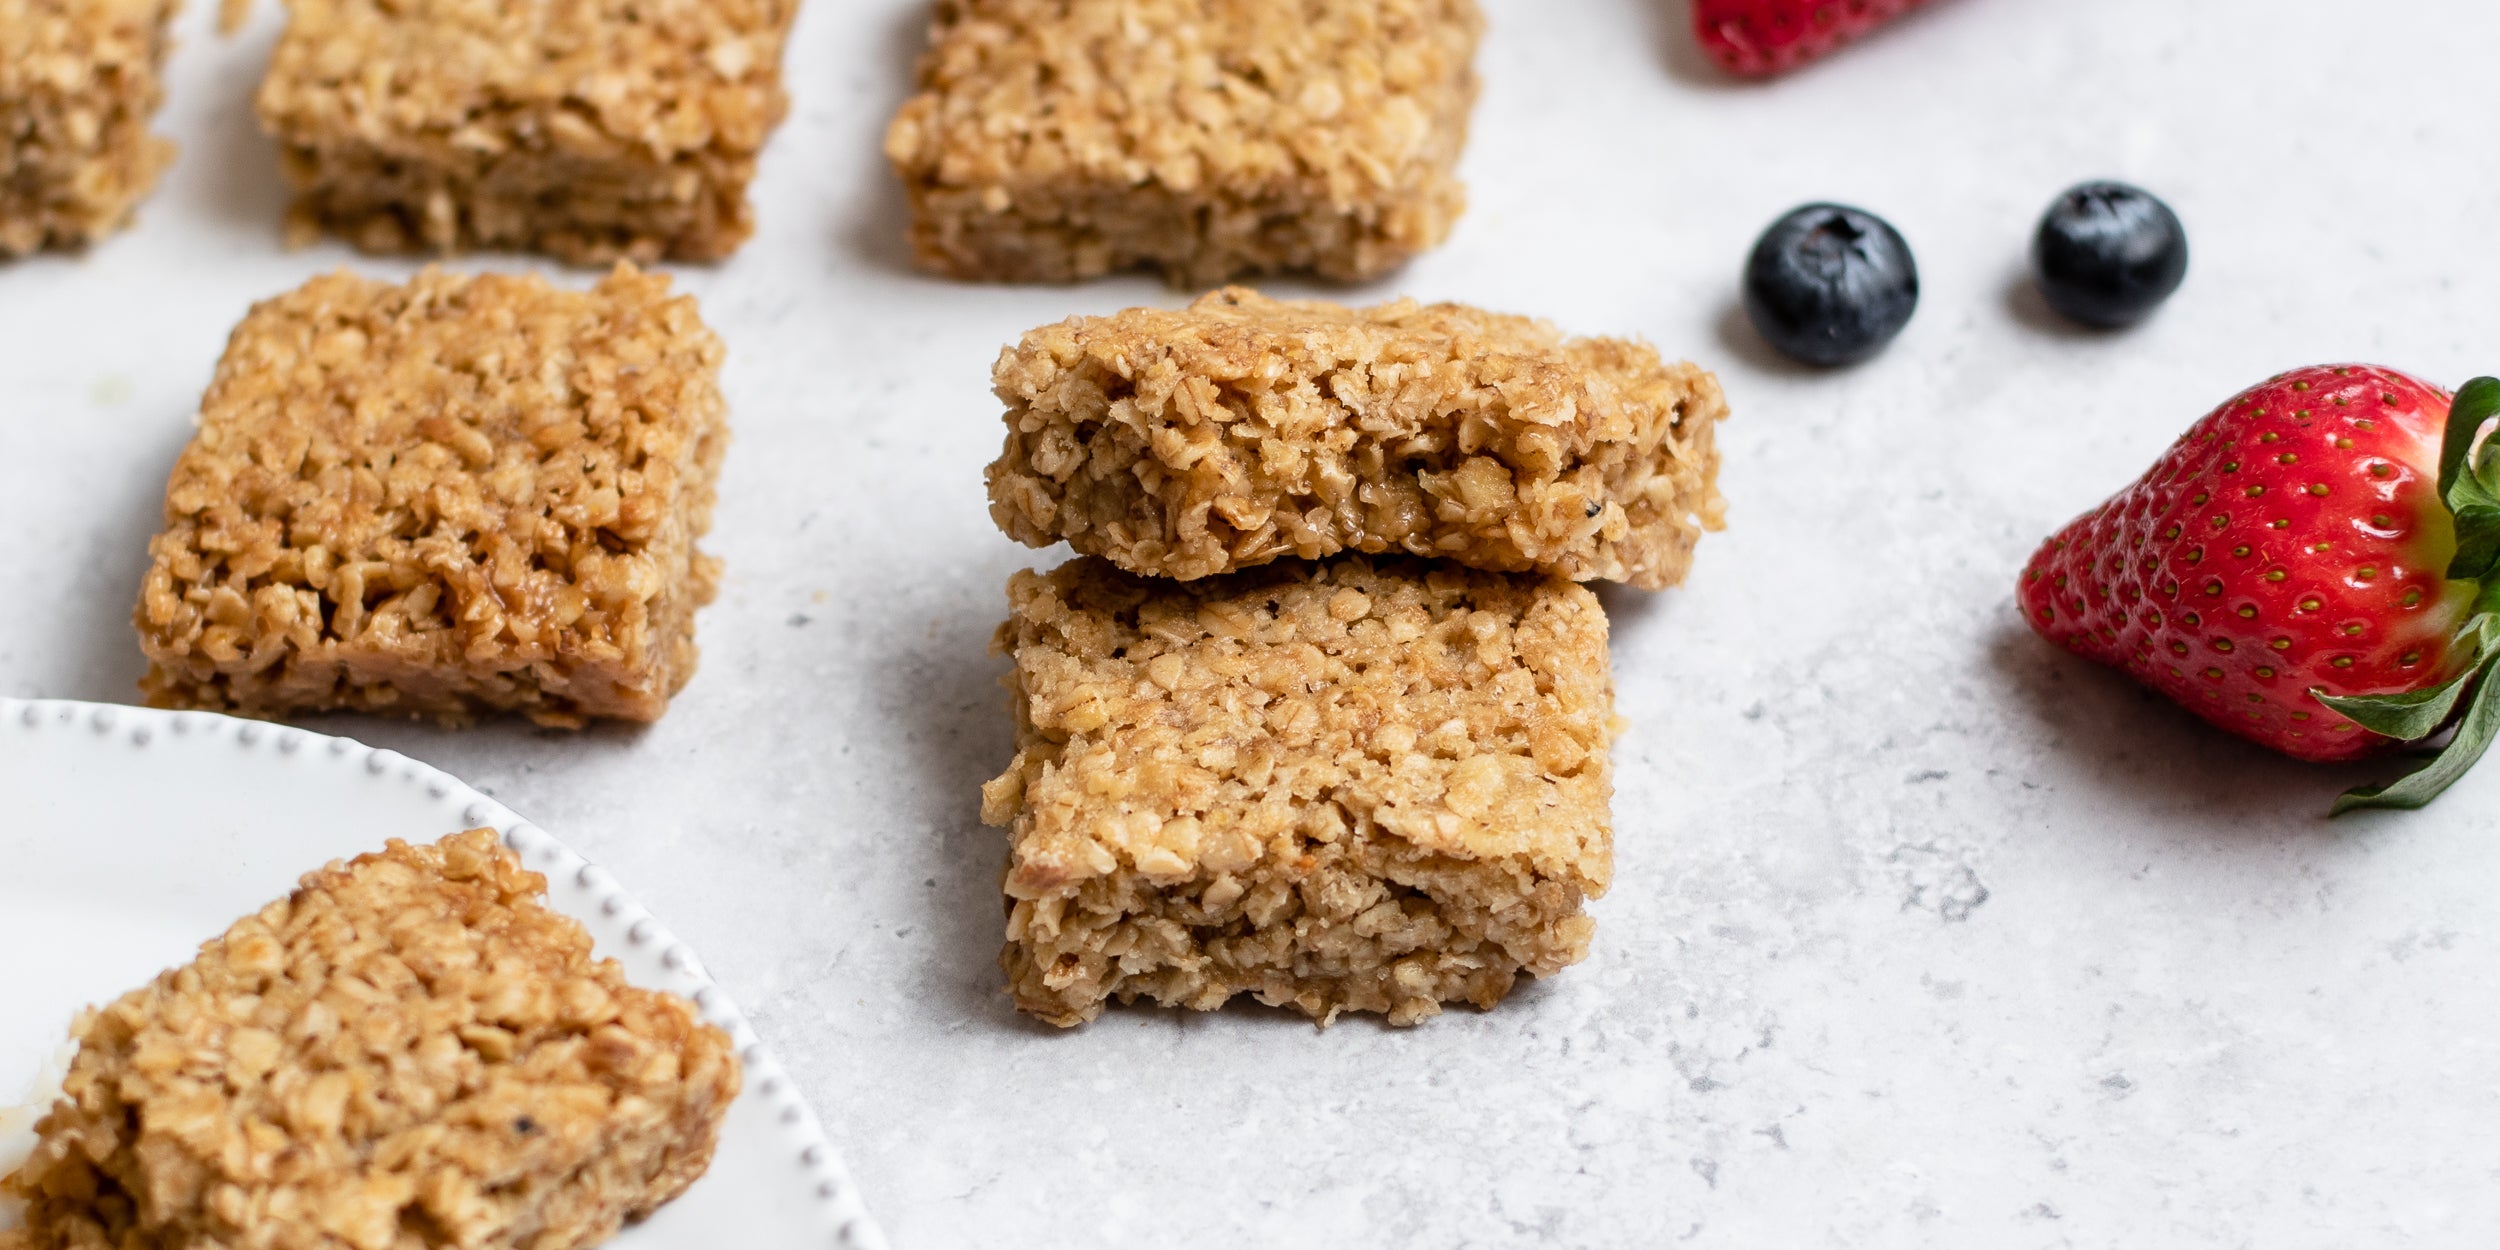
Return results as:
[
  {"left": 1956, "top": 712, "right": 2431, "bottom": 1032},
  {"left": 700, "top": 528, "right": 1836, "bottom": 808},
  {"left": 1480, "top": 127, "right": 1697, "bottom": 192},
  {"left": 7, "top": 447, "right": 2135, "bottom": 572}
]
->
[{"left": 4, "top": 0, "right": 2499, "bottom": 1244}]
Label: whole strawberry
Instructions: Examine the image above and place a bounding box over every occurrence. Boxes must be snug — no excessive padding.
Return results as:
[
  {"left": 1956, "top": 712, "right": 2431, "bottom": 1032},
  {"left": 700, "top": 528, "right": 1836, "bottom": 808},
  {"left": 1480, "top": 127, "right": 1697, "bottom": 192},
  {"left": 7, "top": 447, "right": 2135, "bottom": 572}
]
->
[
  {"left": 2020, "top": 366, "right": 2500, "bottom": 813},
  {"left": 1693, "top": 0, "right": 1931, "bottom": 77}
]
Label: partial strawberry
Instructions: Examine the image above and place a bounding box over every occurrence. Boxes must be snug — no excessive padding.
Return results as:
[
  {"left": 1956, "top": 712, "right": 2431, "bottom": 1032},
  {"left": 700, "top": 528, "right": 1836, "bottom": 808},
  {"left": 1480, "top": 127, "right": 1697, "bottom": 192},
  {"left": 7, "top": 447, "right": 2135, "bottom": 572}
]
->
[
  {"left": 1693, "top": 0, "right": 1931, "bottom": 78},
  {"left": 2019, "top": 366, "right": 2500, "bottom": 813}
]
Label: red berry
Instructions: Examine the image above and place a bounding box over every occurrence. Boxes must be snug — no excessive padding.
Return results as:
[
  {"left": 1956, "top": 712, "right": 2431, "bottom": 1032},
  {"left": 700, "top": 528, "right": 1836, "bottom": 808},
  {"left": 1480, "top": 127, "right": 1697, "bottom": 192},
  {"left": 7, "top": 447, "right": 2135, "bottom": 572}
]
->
[
  {"left": 2020, "top": 366, "right": 2491, "bottom": 781},
  {"left": 1692, "top": 0, "right": 1931, "bottom": 78}
]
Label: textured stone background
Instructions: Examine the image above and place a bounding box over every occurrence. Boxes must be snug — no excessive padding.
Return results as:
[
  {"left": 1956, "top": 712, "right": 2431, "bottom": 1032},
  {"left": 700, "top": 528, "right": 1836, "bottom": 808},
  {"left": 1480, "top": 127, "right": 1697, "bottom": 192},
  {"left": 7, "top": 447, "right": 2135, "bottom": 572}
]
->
[{"left": 4, "top": 0, "right": 2498, "bottom": 1244}]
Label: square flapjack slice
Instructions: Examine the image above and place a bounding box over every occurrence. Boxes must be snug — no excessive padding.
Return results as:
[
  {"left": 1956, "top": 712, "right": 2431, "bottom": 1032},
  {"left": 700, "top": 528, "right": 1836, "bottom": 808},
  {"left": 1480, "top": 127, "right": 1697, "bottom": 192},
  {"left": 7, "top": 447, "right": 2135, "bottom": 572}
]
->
[
  {"left": 135, "top": 263, "right": 729, "bottom": 727},
  {"left": 988, "top": 288, "right": 1728, "bottom": 589},
  {"left": 885, "top": 0, "right": 1483, "bottom": 286},
  {"left": 983, "top": 555, "right": 1616, "bottom": 1026}
]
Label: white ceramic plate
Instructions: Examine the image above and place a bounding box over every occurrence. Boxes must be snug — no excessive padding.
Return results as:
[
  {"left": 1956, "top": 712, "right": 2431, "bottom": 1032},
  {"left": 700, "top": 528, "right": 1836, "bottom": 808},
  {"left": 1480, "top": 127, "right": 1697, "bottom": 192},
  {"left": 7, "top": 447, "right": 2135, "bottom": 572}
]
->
[{"left": 0, "top": 699, "right": 885, "bottom": 1250}]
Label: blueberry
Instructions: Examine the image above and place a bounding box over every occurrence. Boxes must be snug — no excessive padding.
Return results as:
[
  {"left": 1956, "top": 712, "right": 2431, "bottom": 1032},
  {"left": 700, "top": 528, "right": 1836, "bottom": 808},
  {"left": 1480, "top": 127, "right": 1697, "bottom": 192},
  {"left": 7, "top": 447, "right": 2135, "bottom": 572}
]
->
[
  {"left": 1743, "top": 204, "right": 1920, "bottom": 367},
  {"left": 2031, "top": 181, "right": 2188, "bottom": 329}
]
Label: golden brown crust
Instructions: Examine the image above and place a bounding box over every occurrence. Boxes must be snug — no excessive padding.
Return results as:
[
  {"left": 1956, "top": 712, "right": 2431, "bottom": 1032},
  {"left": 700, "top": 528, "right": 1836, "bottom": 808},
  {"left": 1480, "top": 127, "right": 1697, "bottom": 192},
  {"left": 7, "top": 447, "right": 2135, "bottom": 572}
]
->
[
  {"left": 0, "top": 0, "right": 180, "bottom": 257},
  {"left": 987, "top": 288, "right": 1729, "bottom": 590},
  {"left": 0, "top": 829, "right": 740, "bottom": 1250},
  {"left": 883, "top": 0, "right": 1482, "bottom": 287},
  {"left": 134, "top": 263, "right": 729, "bottom": 728},
  {"left": 256, "top": 0, "right": 797, "bottom": 264},
  {"left": 982, "top": 556, "right": 1615, "bottom": 1027}
]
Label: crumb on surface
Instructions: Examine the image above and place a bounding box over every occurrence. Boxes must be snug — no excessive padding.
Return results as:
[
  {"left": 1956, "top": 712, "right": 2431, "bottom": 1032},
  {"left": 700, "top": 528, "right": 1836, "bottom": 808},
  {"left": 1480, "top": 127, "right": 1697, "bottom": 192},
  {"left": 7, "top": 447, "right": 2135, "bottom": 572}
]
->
[
  {"left": 0, "top": 829, "right": 739, "bottom": 1250},
  {"left": 0, "top": 0, "right": 180, "bottom": 257},
  {"left": 256, "top": 0, "right": 798, "bottom": 263},
  {"left": 983, "top": 555, "right": 1615, "bottom": 1027},
  {"left": 987, "top": 287, "right": 1729, "bottom": 589},
  {"left": 134, "top": 263, "right": 729, "bottom": 727},
  {"left": 884, "top": 0, "right": 1483, "bottom": 287}
]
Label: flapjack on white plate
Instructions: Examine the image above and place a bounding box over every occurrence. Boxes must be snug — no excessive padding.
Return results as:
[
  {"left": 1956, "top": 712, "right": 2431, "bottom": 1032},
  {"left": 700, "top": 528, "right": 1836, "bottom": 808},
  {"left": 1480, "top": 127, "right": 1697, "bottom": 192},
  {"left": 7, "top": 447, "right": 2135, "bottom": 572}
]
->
[{"left": 0, "top": 699, "right": 883, "bottom": 1250}]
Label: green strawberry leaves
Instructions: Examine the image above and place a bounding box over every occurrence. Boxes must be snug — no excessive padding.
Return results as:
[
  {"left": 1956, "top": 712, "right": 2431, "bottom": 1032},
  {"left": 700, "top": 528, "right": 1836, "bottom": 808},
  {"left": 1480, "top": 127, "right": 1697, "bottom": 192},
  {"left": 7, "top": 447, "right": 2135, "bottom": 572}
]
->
[
  {"left": 2329, "top": 650, "right": 2500, "bottom": 813},
  {"left": 2322, "top": 616, "right": 2500, "bottom": 814},
  {"left": 2332, "top": 376, "right": 2500, "bottom": 814},
  {"left": 2438, "top": 377, "right": 2500, "bottom": 579},
  {"left": 2315, "top": 627, "right": 2495, "bottom": 741}
]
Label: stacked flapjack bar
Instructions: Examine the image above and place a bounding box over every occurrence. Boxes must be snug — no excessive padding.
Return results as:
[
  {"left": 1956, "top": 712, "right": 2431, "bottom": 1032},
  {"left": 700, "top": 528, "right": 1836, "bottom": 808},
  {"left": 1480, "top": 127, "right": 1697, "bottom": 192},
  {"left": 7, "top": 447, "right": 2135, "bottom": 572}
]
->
[
  {"left": 980, "top": 288, "right": 1729, "bottom": 1025},
  {"left": 988, "top": 288, "right": 1726, "bottom": 587}
]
